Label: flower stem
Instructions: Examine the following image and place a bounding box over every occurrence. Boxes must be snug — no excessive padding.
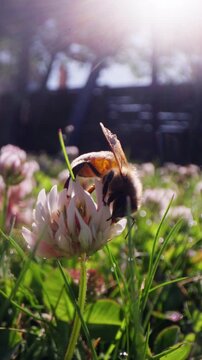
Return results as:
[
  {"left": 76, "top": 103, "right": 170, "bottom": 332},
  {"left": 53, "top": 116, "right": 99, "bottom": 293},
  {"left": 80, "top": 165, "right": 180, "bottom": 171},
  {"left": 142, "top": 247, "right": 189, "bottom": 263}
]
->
[{"left": 64, "top": 255, "right": 87, "bottom": 360}]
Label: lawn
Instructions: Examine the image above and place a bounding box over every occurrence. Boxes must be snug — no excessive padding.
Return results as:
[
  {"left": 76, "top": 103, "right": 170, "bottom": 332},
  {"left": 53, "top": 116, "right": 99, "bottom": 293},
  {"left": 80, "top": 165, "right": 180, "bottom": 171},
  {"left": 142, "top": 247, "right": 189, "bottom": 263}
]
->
[{"left": 0, "top": 144, "right": 201, "bottom": 359}]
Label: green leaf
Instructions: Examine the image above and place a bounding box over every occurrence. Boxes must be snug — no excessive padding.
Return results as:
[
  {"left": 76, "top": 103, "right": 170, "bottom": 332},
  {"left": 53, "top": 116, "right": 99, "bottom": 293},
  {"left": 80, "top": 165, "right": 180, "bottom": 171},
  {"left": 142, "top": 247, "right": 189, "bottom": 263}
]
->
[
  {"left": 193, "top": 310, "right": 202, "bottom": 333},
  {"left": 154, "top": 326, "right": 181, "bottom": 353},
  {"left": 152, "top": 342, "right": 192, "bottom": 360},
  {"left": 84, "top": 299, "right": 122, "bottom": 325},
  {"left": 160, "top": 343, "right": 192, "bottom": 360},
  {"left": 43, "top": 268, "right": 74, "bottom": 322}
]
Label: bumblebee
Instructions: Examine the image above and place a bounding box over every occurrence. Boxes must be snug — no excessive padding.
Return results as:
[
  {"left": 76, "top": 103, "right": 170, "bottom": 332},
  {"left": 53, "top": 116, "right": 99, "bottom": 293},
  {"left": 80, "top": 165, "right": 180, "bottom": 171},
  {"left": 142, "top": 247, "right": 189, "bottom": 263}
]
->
[{"left": 65, "top": 123, "right": 142, "bottom": 222}]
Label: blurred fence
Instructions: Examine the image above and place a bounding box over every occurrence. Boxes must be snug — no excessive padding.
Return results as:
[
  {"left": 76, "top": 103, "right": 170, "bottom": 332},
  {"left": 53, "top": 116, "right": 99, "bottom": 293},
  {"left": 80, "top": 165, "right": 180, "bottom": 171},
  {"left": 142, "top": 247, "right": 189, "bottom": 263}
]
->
[{"left": 0, "top": 84, "right": 202, "bottom": 164}]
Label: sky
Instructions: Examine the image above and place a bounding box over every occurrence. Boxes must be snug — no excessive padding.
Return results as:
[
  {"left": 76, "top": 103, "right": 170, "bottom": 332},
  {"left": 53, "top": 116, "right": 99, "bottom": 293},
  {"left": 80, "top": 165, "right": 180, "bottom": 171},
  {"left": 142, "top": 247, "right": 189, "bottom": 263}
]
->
[{"left": 47, "top": 60, "right": 151, "bottom": 90}]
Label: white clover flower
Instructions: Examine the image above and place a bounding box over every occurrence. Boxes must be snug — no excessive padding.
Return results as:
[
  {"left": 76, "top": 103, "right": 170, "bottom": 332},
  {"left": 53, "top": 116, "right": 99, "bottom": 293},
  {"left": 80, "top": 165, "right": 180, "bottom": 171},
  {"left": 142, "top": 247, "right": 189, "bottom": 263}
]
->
[
  {"left": 0, "top": 144, "right": 38, "bottom": 185},
  {"left": 7, "top": 177, "right": 38, "bottom": 227},
  {"left": 22, "top": 180, "right": 126, "bottom": 259},
  {"left": 170, "top": 206, "right": 193, "bottom": 225},
  {"left": 160, "top": 163, "right": 179, "bottom": 176},
  {"left": 138, "top": 163, "right": 155, "bottom": 178},
  {"left": 178, "top": 164, "right": 200, "bottom": 178},
  {"left": 0, "top": 153, "right": 39, "bottom": 228},
  {"left": 143, "top": 188, "right": 177, "bottom": 216}
]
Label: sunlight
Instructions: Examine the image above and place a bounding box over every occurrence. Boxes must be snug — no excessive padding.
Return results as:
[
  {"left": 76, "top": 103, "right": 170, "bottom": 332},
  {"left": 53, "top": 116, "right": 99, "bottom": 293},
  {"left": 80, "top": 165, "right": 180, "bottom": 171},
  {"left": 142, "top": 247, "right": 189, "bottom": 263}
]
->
[
  {"left": 56, "top": 0, "right": 201, "bottom": 55},
  {"left": 116, "top": 0, "right": 201, "bottom": 46},
  {"left": 114, "top": 0, "right": 200, "bottom": 25},
  {"left": 147, "top": 0, "right": 199, "bottom": 28},
  {"left": 148, "top": 0, "right": 195, "bottom": 20}
]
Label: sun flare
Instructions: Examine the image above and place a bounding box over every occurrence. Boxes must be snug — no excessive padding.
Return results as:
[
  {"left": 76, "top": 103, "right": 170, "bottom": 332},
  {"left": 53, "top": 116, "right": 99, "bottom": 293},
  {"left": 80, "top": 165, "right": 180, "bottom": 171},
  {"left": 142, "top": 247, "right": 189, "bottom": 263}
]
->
[
  {"left": 115, "top": 0, "right": 201, "bottom": 43},
  {"left": 115, "top": 0, "right": 202, "bottom": 49},
  {"left": 147, "top": 0, "right": 199, "bottom": 27}
]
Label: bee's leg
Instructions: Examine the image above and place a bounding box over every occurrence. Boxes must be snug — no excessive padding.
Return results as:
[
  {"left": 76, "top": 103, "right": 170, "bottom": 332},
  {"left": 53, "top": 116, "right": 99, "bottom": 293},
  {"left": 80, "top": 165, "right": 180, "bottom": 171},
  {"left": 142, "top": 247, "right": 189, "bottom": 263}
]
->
[
  {"left": 107, "top": 191, "right": 117, "bottom": 205},
  {"left": 107, "top": 196, "right": 123, "bottom": 222},
  {"left": 87, "top": 184, "right": 95, "bottom": 194},
  {"left": 103, "top": 170, "right": 114, "bottom": 204}
]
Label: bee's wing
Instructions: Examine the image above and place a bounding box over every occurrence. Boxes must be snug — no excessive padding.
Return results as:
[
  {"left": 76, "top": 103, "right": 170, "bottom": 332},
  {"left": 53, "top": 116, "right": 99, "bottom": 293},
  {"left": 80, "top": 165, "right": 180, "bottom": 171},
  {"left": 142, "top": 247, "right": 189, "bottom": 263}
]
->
[
  {"left": 100, "top": 123, "right": 128, "bottom": 172},
  {"left": 71, "top": 151, "right": 117, "bottom": 177}
]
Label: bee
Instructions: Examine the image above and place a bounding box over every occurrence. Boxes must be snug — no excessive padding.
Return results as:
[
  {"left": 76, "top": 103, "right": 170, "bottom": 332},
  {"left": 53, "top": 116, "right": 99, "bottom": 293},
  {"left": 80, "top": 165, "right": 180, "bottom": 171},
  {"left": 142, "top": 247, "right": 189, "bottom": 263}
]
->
[{"left": 65, "top": 123, "right": 142, "bottom": 222}]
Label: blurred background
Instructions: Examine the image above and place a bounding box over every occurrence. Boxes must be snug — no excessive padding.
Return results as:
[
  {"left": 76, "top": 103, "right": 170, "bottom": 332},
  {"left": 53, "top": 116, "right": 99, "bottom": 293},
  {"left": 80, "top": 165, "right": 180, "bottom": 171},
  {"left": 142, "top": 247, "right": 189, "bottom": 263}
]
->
[{"left": 0, "top": 0, "right": 202, "bottom": 164}]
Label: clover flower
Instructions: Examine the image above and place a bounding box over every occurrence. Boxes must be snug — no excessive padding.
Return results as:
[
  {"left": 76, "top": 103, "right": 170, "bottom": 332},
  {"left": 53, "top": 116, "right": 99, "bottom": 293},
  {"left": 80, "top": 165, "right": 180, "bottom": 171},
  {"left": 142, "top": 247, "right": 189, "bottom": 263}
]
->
[
  {"left": 178, "top": 164, "right": 200, "bottom": 178},
  {"left": 160, "top": 163, "right": 179, "bottom": 177},
  {"left": 0, "top": 158, "right": 39, "bottom": 229},
  {"left": 22, "top": 180, "right": 126, "bottom": 259},
  {"left": 170, "top": 205, "right": 193, "bottom": 225},
  {"left": 143, "top": 188, "right": 177, "bottom": 216},
  {"left": 138, "top": 163, "right": 155, "bottom": 178},
  {"left": 7, "top": 177, "right": 37, "bottom": 227},
  {"left": 0, "top": 144, "right": 38, "bottom": 186},
  {"left": 160, "top": 163, "right": 200, "bottom": 182}
]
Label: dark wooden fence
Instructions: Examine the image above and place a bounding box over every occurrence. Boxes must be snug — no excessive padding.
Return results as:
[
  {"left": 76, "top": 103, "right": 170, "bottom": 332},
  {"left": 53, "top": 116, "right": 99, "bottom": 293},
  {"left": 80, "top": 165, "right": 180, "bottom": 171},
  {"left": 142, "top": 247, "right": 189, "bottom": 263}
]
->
[{"left": 0, "top": 84, "right": 202, "bottom": 164}]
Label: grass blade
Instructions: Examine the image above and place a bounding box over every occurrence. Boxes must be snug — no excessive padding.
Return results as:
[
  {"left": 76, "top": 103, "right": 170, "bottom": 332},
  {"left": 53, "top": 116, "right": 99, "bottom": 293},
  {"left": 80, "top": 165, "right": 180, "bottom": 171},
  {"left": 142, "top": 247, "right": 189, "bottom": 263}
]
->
[
  {"left": 149, "top": 276, "right": 188, "bottom": 294},
  {"left": 147, "top": 196, "right": 174, "bottom": 285},
  {"left": 58, "top": 129, "right": 75, "bottom": 181},
  {"left": 0, "top": 289, "right": 46, "bottom": 323},
  {"left": 0, "top": 229, "right": 27, "bottom": 261},
  {"left": 141, "top": 218, "right": 182, "bottom": 312},
  {"left": 143, "top": 323, "right": 151, "bottom": 360},
  {"left": 105, "top": 244, "right": 130, "bottom": 359}
]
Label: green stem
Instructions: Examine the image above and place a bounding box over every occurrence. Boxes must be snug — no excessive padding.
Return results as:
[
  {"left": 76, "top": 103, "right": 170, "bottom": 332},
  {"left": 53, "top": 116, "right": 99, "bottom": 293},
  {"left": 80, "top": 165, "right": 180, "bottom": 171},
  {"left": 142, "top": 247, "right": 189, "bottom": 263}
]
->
[
  {"left": 58, "top": 129, "right": 75, "bottom": 181},
  {"left": 64, "top": 255, "right": 87, "bottom": 360},
  {"left": 127, "top": 216, "right": 145, "bottom": 360}
]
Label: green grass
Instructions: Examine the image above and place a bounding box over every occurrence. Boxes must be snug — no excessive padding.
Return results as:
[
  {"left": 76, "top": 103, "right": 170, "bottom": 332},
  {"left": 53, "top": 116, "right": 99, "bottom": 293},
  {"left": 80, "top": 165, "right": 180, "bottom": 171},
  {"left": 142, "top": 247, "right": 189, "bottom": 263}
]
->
[{"left": 0, "top": 162, "right": 201, "bottom": 359}]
